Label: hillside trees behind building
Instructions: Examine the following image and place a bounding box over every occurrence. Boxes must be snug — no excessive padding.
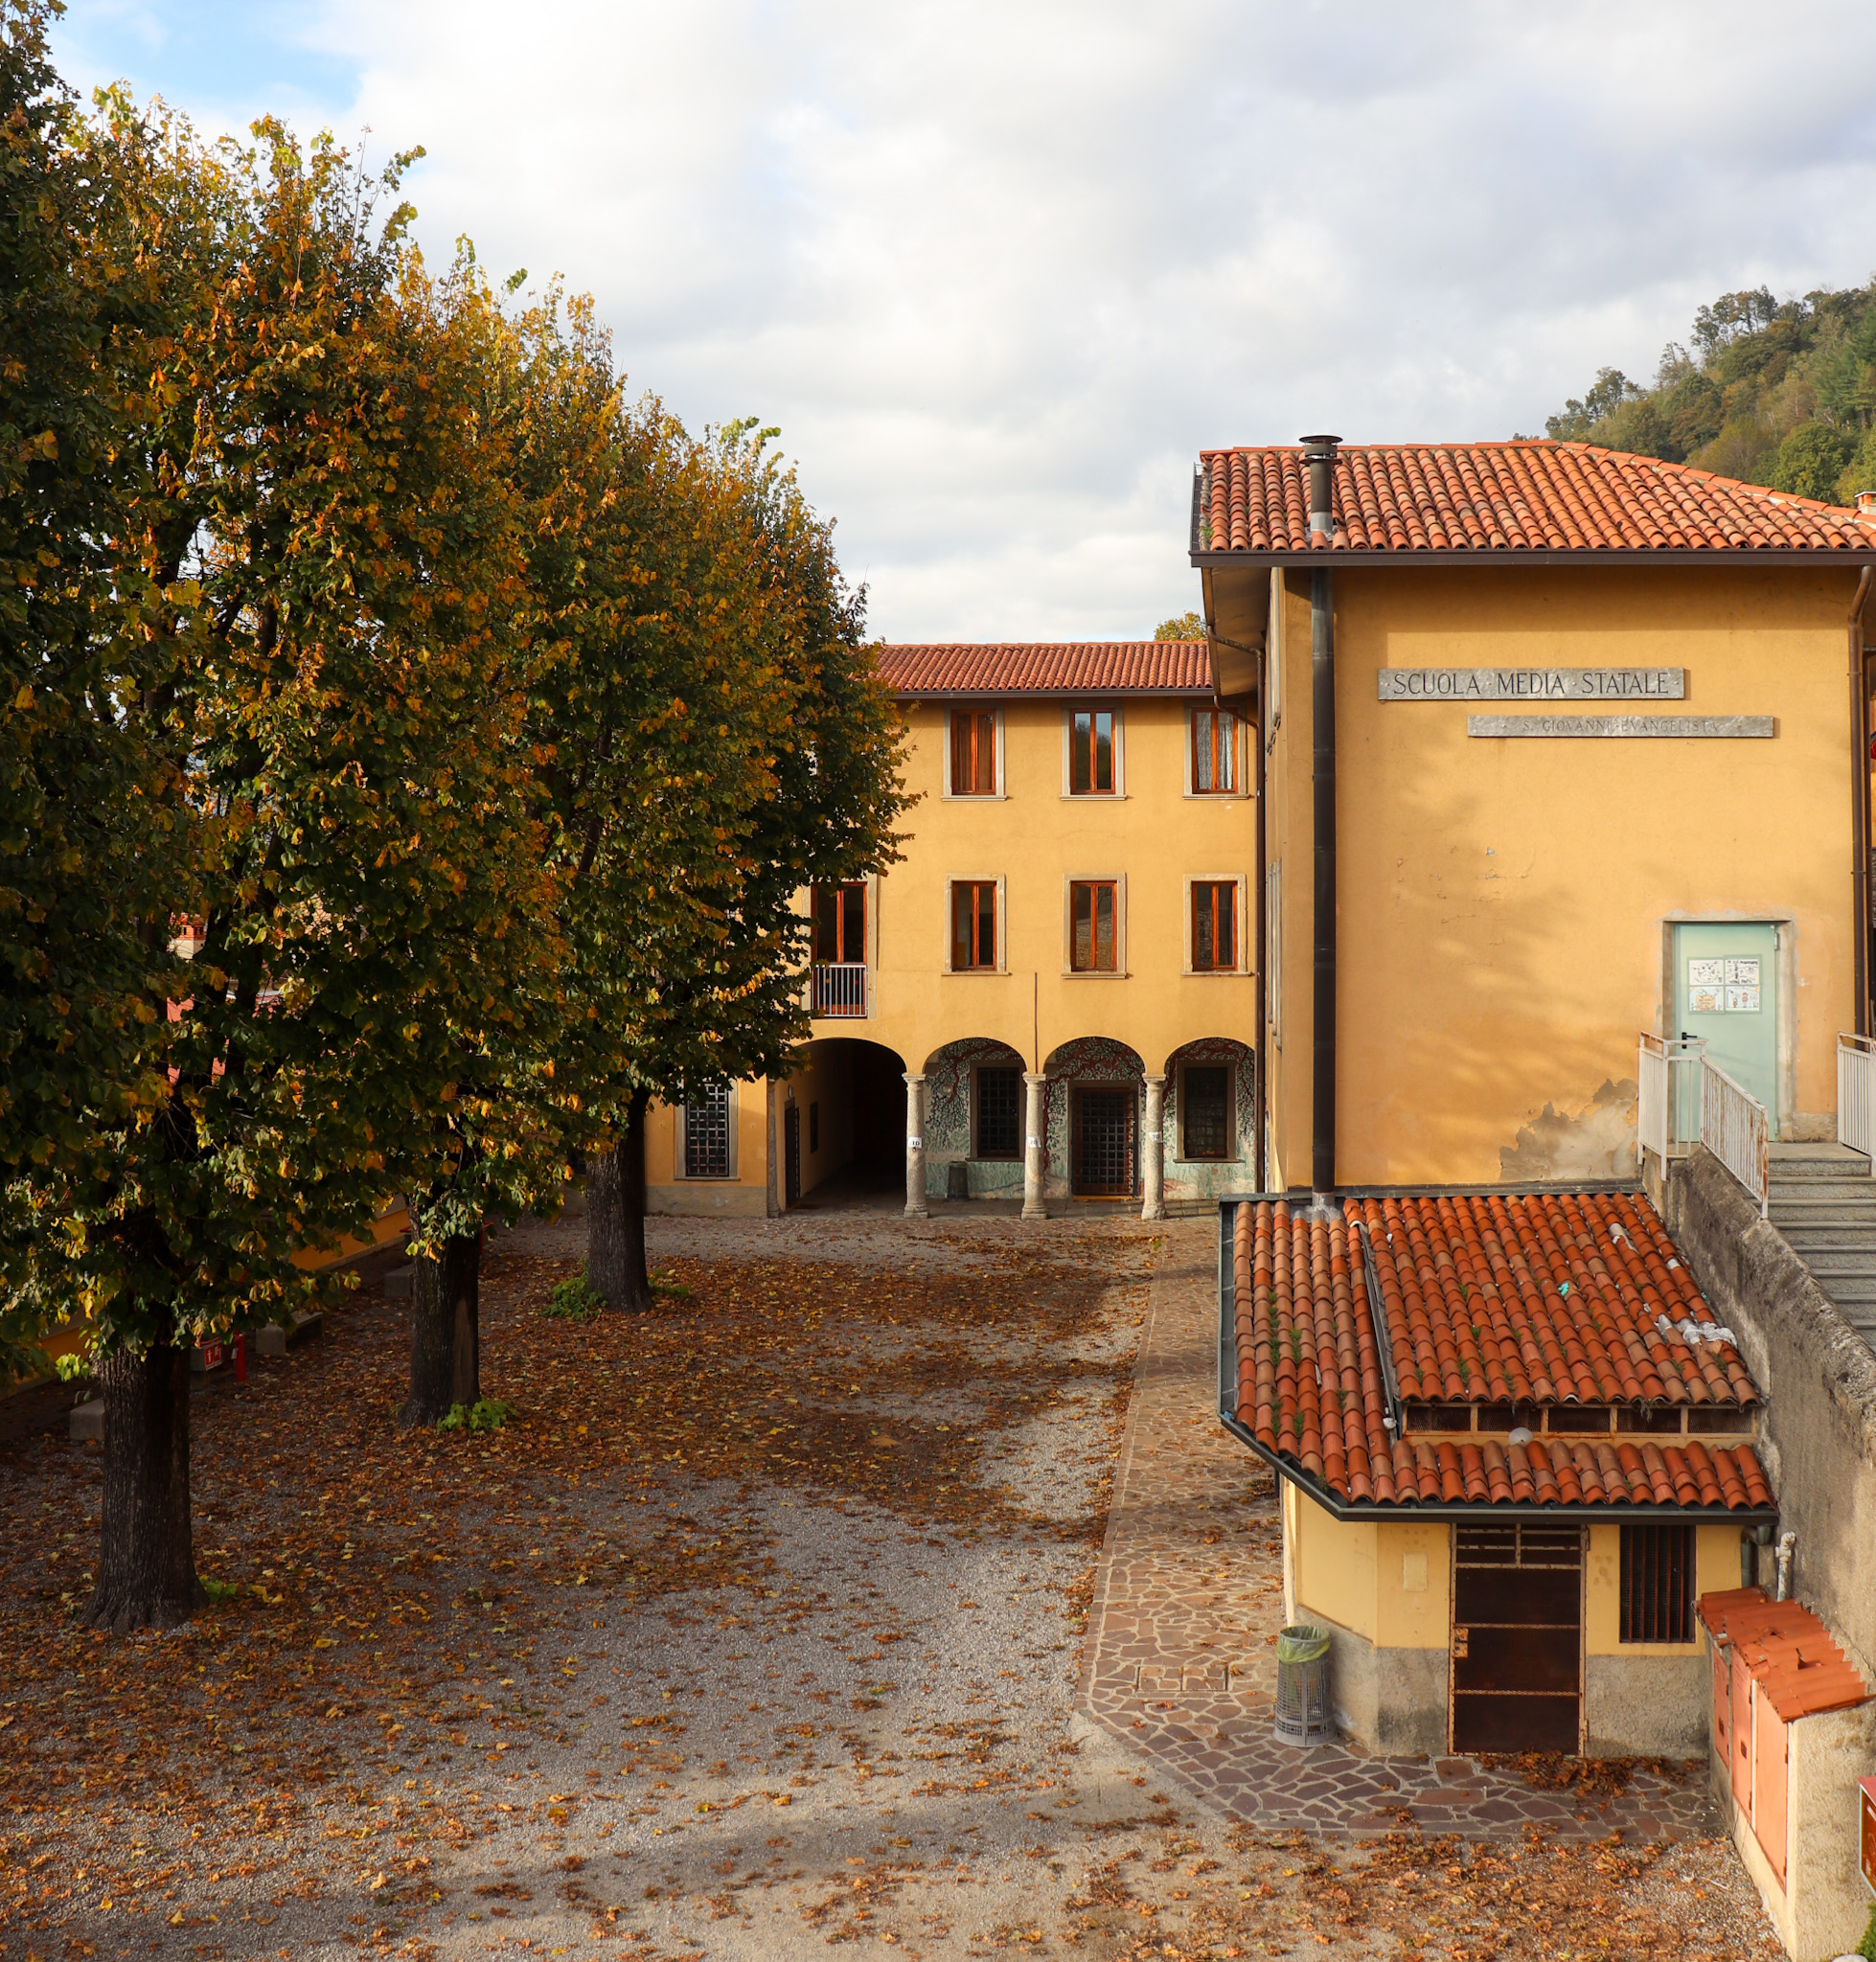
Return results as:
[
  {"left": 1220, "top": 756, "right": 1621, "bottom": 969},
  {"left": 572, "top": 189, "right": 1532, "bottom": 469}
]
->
[{"left": 1540, "top": 279, "right": 1876, "bottom": 504}]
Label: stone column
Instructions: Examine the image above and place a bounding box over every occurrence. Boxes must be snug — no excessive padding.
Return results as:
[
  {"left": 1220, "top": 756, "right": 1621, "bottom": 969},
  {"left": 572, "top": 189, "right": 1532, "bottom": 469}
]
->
[
  {"left": 1141, "top": 1074, "right": 1167, "bottom": 1221},
  {"left": 1021, "top": 1072, "right": 1048, "bottom": 1221},
  {"left": 904, "top": 1072, "right": 928, "bottom": 1218}
]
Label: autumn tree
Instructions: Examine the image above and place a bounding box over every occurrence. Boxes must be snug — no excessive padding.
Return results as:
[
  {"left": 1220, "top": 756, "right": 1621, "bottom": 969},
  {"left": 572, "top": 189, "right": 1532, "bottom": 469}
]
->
[
  {"left": 6, "top": 102, "right": 564, "bottom": 1628},
  {"left": 557, "top": 422, "right": 910, "bottom": 1312}
]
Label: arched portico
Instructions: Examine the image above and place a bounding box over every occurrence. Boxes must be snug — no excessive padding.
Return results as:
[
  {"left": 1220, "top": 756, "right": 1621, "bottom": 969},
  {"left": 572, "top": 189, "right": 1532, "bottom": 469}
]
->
[
  {"left": 919, "top": 1038, "right": 1028, "bottom": 1203},
  {"left": 778, "top": 1037, "right": 906, "bottom": 1209},
  {"left": 1042, "top": 1038, "right": 1148, "bottom": 1205}
]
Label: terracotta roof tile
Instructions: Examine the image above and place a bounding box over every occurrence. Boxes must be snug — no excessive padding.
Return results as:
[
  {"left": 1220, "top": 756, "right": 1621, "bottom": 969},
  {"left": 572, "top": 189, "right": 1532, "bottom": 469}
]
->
[
  {"left": 1699, "top": 1588, "right": 1869, "bottom": 1722},
  {"left": 876, "top": 642, "right": 1210, "bottom": 696},
  {"left": 1228, "top": 1198, "right": 1772, "bottom": 1514},
  {"left": 1197, "top": 442, "right": 1876, "bottom": 558}
]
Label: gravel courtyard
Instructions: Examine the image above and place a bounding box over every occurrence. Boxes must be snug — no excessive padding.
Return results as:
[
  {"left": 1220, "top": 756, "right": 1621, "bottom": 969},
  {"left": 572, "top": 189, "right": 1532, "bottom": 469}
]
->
[{"left": 0, "top": 1204, "right": 1780, "bottom": 1960}]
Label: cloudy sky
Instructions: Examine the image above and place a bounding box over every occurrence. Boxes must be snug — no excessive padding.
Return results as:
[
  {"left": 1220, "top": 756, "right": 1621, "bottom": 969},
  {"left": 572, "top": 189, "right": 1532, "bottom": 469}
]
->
[{"left": 50, "top": 1, "right": 1876, "bottom": 641}]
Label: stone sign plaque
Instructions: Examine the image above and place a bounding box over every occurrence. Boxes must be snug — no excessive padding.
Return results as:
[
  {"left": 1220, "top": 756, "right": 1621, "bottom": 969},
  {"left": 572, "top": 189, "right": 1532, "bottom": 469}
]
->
[
  {"left": 1467, "top": 715, "right": 1774, "bottom": 739},
  {"left": 1378, "top": 667, "right": 1684, "bottom": 701}
]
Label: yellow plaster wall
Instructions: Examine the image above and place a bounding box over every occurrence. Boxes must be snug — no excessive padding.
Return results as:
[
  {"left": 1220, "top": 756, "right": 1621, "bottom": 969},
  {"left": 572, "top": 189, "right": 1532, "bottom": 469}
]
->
[
  {"left": 1375, "top": 1518, "right": 1453, "bottom": 1649},
  {"left": 856, "top": 697, "right": 1257, "bottom": 1075},
  {"left": 1584, "top": 1520, "right": 1741, "bottom": 1656},
  {"left": 1293, "top": 1495, "right": 1380, "bottom": 1640},
  {"left": 646, "top": 1083, "right": 771, "bottom": 1209},
  {"left": 1268, "top": 564, "right": 1858, "bottom": 1187}
]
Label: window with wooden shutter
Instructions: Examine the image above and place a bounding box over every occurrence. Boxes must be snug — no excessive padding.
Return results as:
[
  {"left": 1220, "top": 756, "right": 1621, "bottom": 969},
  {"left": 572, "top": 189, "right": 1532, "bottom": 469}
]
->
[
  {"left": 1068, "top": 707, "right": 1116, "bottom": 794},
  {"left": 950, "top": 880, "right": 996, "bottom": 970},
  {"left": 1192, "top": 880, "right": 1237, "bottom": 970},
  {"left": 949, "top": 709, "right": 995, "bottom": 795},
  {"left": 1192, "top": 709, "right": 1237, "bottom": 792},
  {"left": 1070, "top": 880, "right": 1118, "bottom": 971}
]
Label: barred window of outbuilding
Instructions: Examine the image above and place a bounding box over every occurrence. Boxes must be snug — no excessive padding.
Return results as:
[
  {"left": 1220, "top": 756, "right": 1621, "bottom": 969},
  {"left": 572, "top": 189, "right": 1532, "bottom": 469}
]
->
[{"left": 1619, "top": 1522, "right": 1694, "bottom": 1643}]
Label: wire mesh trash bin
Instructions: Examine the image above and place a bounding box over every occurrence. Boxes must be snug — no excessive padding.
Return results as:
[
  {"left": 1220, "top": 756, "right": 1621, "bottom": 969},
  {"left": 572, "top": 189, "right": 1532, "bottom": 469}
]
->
[{"left": 1273, "top": 1623, "right": 1332, "bottom": 1746}]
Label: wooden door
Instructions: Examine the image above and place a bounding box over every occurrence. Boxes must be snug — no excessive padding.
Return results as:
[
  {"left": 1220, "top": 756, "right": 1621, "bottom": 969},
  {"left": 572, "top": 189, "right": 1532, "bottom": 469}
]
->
[
  {"left": 1451, "top": 1522, "right": 1583, "bottom": 1753},
  {"left": 785, "top": 1102, "right": 801, "bottom": 1206},
  {"left": 1071, "top": 1087, "right": 1135, "bottom": 1196}
]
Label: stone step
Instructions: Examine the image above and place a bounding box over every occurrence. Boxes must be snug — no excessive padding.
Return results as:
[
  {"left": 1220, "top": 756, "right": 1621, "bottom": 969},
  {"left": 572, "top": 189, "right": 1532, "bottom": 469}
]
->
[
  {"left": 1801, "top": 1254, "right": 1876, "bottom": 1280},
  {"left": 1767, "top": 1177, "right": 1876, "bottom": 1200},
  {"left": 1818, "top": 1276, "right": 1876, "bottom": 1305},
  {"left": 1779, "top": 1228, "right": 1876, "bottom": 1255},
  {"left": 1769, "top": 1199, "right": 1876, "bottom": 1225},
  {"left": 1769, "top": 1140, "right": 1871, "bottom": 1164}
]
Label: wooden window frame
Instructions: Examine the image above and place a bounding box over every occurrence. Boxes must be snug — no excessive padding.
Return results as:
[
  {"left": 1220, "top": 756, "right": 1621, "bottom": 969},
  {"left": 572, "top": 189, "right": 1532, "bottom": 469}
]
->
[
  {"left": 949, "top": 877, "right": 1000, "bottom": 972},
  {"left": 1189, "top": 707, "right": 1240, "bottom": 796},
  {"left": 1066, "top": 876, "right": 1123, "bottom": 975},
  {"left": 1063, "top": 704, "right": 1122, "bottom": 797},
  {"left": 946, "top": 706, "right": 1001, "bottom": 798},
  {"left": 1618, "top": 1522, "right": 1696, "bottom": 1645},
  {"left": 1186, "top": 876, "right": 1244, "bottom": 973},
  {"left": 812, "top": 880, "right": 868, "bottom": 966}
]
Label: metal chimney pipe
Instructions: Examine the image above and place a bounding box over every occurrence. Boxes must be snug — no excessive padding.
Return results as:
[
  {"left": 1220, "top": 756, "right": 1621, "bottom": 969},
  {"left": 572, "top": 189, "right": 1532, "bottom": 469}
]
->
[{"left": 1300, "top": 433, "right": 1341, "bottom": 539}]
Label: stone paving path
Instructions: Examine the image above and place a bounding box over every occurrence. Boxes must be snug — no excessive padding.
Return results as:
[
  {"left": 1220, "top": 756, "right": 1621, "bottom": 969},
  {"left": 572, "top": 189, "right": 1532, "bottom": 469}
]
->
[{"left": 1078, "top": 1220, "right": 1717, "bottom": 1841}]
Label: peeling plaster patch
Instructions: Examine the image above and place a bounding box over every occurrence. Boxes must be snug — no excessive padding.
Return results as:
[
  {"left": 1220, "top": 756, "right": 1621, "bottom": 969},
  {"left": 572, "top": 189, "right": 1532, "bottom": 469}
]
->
[{"left": 1499, "top": 1077, "right": 1638, "bottom": 1182}]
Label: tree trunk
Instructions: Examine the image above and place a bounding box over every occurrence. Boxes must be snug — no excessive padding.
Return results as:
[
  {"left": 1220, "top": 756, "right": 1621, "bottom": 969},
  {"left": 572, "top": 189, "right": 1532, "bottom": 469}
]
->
[
  {"left": 84, "top": 1339, "right": 204, "bottom": 1632},
  {"left": 588, "top": 1094, "right": 653, "bottom": 1312},
  {"left": 401, "top": 1229, "right": 482, "bottom": 1426}
]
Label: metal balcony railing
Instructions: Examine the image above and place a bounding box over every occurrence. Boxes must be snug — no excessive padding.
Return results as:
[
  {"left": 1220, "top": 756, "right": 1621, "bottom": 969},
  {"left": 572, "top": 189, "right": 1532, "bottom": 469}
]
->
[{"left": 812, "top": 963, "right": 867, "bottom": 1018}]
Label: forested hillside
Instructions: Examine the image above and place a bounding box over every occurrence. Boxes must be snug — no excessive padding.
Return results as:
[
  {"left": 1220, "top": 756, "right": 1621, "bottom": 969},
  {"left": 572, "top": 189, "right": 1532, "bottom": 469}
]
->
[{"left": 1536, "top": 282, "right": 1876, "bottom": 505}]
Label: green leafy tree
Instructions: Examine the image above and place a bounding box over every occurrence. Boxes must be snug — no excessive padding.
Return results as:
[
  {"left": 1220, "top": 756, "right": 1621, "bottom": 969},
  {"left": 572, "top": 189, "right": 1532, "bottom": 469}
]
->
[
  {"left": 1768, "top": 422, "right": 1854, "bottom": 501},
  {"left": 1154, "top": 610, "right": 1204, "bottom": 640}
]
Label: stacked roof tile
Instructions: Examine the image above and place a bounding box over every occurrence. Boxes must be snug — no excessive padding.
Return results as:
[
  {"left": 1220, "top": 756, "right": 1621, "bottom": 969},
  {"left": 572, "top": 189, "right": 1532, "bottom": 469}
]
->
[
  {"left": 1700, "top": 1588, "right": 1868, "bottom": 1721},
  {"left": 1196, "top": 443, "right": 1876, "bottom": 557},
  {"left": 876, "top": 642, "right": 1210, "bottom": 696},
  {"left": 1226, "top": 1198, "right": 1773, "bottom": 1514}
]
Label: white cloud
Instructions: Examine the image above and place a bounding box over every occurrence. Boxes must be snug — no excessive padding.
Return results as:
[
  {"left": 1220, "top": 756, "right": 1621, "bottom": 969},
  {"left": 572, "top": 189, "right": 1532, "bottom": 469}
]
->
[{"left": 53, "top": 0, "right": 1876, "bottom": 638}]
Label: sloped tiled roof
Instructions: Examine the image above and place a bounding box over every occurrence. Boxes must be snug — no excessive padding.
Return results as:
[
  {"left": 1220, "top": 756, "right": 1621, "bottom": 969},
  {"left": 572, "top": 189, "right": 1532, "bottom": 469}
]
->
[
  {"left": 1225, "top": 1198, "right": 1773, "bottom": 1514},
  {"left": 1359, "top": 1191, "right": 1759, "bottom": 1408},
  {"left": 877, "top": 642, "right": 1211, "bottom": 696},
  {"left": 1700, "top": 1588, "right": 1868, "bottom": 1721},
  {"left": 1195, "top": 442, "right": 1876, "bottom": 558}
]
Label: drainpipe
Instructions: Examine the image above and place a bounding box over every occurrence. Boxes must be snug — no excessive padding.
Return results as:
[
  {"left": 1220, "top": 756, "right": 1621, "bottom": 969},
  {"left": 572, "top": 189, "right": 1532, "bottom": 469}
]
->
[
  {"left": 1852, "top": 564, "right": 1872, "bottom": 1036},
  {"left": 1302, "top": 434, "right": 1340, "bottom": 1208}
]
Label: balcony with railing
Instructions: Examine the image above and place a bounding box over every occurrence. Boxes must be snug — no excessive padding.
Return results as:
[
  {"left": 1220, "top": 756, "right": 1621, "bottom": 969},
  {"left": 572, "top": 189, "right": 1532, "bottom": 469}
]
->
[{"left": 812, "top": 962, "right": 868, "bottom": 1018}]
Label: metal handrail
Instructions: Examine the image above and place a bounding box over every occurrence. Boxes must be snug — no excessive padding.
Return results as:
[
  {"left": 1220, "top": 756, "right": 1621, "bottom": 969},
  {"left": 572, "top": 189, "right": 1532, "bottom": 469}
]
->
[
  {"left": 1839, "top": 1033, "right": 1876, "bottom": 1156},
  {"left": 1699, "top": 1054, "right": 1770, "bottom": 1218}
]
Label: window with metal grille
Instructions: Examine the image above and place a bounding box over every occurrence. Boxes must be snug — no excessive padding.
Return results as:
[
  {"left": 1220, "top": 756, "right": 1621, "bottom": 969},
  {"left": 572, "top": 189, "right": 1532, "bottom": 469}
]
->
[
  {"left": 975, "top": 1066, "right": 1021, "bottom": 1159},
  {"left": 1181, "top": 1065, "right": 1231, "bottom": 1159},
  {"left": 813, "top": 882, "right": 865, "bottom": 964},
  {"left": 1192, "top": 880, "right": 1237, "bottom": 970},
  {"left": 1192, "top": 709, "right": 1237, "bottom": 792},
  {"left": 1619, "top": 1523, "right": 1695, "bottom": 1643},
  {"left": 684, "top": 1081, "right": 733, "bottom": 1178},
  {"left": 950, "top": 709, "right": 995, "bottom": 795},
  {"left": 950, "top": 880, "right": 996, "bottom": 970},
  {"left": 1070, "top": 879, "right": 1118, "bottom": 971},
  {"left": 1068, "top": 707, "right": 1116, "bottom": 794}
]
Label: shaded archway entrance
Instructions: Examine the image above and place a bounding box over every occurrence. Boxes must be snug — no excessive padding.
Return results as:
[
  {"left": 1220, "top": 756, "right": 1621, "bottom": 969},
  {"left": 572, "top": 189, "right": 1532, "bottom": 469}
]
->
[{"left": 782, "top": 1038, "right": 906, "bottom": 1205}]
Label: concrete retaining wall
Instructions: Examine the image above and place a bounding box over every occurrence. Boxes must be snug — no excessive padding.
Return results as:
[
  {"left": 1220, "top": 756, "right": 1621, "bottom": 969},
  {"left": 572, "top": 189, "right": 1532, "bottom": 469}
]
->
[{"left": 1660, "top": 1147, "right": 1876, "bottom": 1677}]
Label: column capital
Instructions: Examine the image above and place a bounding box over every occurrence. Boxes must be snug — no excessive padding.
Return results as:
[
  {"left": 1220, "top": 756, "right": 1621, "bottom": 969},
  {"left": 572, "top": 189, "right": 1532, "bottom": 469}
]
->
[
  {"left": 902, "top": 1071, "right": 927, "bottom": 1087},
  {"left": 1022, "top": 1070, "right": 1047, "bottom": 1085},
  {"left": 1143, "top": 1072, "right": 1167, "bottom": 1087}
]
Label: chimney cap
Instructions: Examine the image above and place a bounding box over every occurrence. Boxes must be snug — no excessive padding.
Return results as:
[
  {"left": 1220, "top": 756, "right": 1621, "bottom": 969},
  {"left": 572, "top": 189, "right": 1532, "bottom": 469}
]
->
[
  {"left": 1857, "top": 490, "right": 1876, "bottom": 517},
  {"left": 1298, "top": 433, "right": 1342, "bottom": 457}
]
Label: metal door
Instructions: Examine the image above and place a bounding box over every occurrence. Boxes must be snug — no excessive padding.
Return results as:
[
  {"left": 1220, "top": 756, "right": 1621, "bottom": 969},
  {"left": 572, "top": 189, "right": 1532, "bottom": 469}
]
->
[
  {"left": 1674, "top": 921, "right": 1779, "bottom": 1136},
  {"left": 1451, "top": 1522, "right": 1583, "bottom": 1753},
  {"left": 1071, "top": 1087, "right": 1135, "bottom": 1196}
]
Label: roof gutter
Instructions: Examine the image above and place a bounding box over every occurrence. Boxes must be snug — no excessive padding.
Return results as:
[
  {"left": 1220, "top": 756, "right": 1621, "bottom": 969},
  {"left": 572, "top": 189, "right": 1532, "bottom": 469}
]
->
[
  {"left": 1192, "top": 548, "right": 1876, "bottom": 570},
  {"left": 1218, "top": 1411, "right": 1780, "bottom": 1525}
]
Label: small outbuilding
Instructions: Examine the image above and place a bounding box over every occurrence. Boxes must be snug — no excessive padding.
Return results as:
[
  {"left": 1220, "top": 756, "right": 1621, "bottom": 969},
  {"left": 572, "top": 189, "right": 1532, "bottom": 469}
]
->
[{"left": 1219, "top": 1189, "right": 1779, "bottom": 1756}]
